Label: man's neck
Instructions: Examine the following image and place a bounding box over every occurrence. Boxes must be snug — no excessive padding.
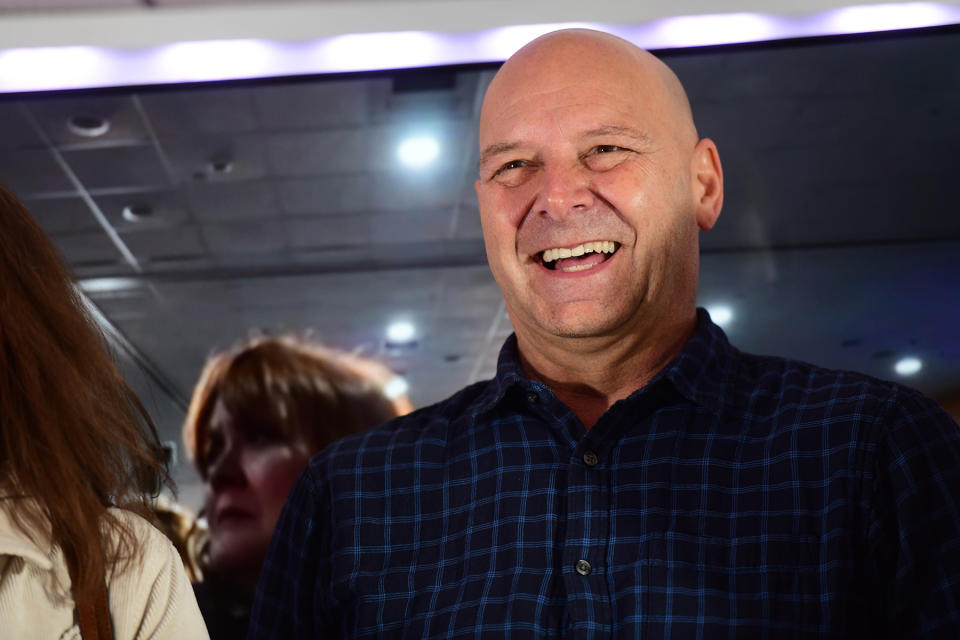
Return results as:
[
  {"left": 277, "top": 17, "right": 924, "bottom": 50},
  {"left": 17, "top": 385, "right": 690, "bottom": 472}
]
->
[{"left": 516, "top": 309, "right": 697, "bottom": 429}]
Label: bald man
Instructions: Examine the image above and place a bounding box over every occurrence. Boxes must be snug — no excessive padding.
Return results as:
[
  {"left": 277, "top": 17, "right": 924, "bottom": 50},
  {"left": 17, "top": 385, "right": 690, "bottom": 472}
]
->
[{"left": 249, "top": 30, "right": 960, "bottom": 638}]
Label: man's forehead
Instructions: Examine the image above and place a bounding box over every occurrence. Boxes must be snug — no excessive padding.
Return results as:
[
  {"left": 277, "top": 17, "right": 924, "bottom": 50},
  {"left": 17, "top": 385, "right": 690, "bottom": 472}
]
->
[
  {"left": 478, "top": 29, "right": 696, "bottom": 152},
  {"left": 487, "top": 30, "right": 655, "bottom": 94}
]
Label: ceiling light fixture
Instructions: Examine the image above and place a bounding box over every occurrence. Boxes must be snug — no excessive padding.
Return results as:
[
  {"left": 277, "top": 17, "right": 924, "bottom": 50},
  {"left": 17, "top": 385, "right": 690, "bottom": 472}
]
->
[
  {"left": 397, "top": 136, "right": 439, "bottom": 169},
  {"left": 894, "top": 357, "right": 922, "bottom": 376},
  {"left": 4, "top": 5, "right": 960, "bottom": 91},
  {"left": 67, "top": 114, "right": 110, "bottom": 137},
  {"left": 384, "top": 376, "right": 410, "bottom": 399},
  {"left": 386, "top": 320, "right": 416, "bottom": 344},
  {"left": 207, "top": 155, "right": 234, "bottom": 175},
  {"left": 121, "top": 203, "right": 153, "bottom": 222},
  {"left": 78, "top": 277, "right": 142, "bottom": 293},
  {"left": 706, "top": 304, "right": 734, "bottom": 327}
]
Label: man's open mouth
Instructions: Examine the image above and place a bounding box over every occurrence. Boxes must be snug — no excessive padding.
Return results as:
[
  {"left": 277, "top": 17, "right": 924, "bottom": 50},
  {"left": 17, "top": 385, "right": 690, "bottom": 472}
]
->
[{"left": 539, "top": 241, "right": 620, "bottom": 272}]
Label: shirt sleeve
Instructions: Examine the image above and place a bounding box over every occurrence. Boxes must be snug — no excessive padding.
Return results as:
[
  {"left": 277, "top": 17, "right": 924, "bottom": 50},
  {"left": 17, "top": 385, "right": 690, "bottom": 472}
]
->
[
  {"left": 867, "top": 388, "right": 960, "bottom": 637},
  {"left": 108, "top": 511, "right": 210, "bottom": 640},
  {"left": 247, "top": 463, "right": 331, "bottom": 639}
]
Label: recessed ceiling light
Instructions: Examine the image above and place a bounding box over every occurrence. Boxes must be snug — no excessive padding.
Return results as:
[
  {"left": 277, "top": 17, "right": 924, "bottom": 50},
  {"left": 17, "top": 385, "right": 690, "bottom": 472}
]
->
[
  {"left": 384, "top": 376, "right": 409, "bottom": 399},
  {"left": 894, "top": 357, "right": 922, "bottom": 376},
  {"left": 706, "top": 304, "right": 734, "bottom": 327},
  {"left": 397, "top": 136, "right": 439, "bottom": 169},
  {"left": 122, "top": 203, "right": 153, "bottom": 222},
  {"left": 78, "top": 277, "right": 141, "bottom": 293},
  {"left": 67, "top": 114, "right": 110, "bottom": 137},
  {"left": 386, "top": 321, "right": 416, "bottom": 344},
  {"left": 207, "top": 156, "right": 234, "bottom": 175}
]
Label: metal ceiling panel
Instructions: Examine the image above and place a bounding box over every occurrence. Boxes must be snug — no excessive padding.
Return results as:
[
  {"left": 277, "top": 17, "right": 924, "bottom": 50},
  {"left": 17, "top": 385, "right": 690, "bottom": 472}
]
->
[
  {"left": 61, "top": 144, "right": 171, "bottom": 190},
  {"left": 139, "top": 87, "right": 261, "bottom": 137},
  {"left": 186, "top": 180, "right": 280, "bottom": 221},
  {"left": 252, "top": 79, "right": 382, "bottom": 129},
  {"left": 0, "top": 147, "right": 74, "bottom": 194}
]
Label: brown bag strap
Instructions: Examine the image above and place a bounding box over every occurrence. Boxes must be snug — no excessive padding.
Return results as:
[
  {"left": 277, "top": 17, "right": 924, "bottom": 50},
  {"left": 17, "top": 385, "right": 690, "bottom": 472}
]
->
[{"left": 75, "top": 572, "right": 112, "bottom": 640}]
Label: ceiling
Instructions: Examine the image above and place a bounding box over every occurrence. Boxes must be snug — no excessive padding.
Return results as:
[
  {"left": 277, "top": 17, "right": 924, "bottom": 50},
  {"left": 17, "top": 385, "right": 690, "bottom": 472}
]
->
[{"left": 1, "top": 26, "right": 958, "bottom": 506}]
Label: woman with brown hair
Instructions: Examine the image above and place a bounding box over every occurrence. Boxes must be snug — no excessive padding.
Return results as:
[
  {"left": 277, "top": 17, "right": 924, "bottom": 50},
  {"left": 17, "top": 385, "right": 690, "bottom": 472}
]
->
[
  {"left": 0, "top": 185, "right": 208, "bottom": 639},
  {"left": 183, "top": 335, "right": 411, "bottom": 639}
]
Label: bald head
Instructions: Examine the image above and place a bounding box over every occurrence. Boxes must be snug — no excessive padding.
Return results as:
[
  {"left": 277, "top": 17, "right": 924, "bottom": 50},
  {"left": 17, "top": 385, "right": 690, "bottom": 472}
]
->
[
  {"left": 472, "top": 26, "right": 724, "bottom": 363},
  {"left": 480, "top": 29, "right": 698, "bottom": 154}
]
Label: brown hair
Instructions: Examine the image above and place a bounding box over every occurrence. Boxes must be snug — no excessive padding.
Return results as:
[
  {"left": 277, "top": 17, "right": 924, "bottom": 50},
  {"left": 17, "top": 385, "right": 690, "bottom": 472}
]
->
[
  {"left": 0, "top": 187, "right": 169, "bottom": 617},
  {"left": 184, "top": 335, "right": 412, "bottom": 477},
  {"left": 151, "top": 496, "right": 203, "bottom": 583}
]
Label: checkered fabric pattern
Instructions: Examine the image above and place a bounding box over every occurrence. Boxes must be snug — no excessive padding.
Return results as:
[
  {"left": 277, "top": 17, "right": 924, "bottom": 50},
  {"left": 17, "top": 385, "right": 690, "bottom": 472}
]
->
[{"left": 249, "top": 309, "right": 960, "bottom": 639}]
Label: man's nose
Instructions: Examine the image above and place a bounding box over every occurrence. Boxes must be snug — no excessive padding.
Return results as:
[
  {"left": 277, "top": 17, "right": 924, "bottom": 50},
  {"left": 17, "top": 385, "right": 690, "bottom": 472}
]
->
[{"left": 536, "top": 162, "right": 596, "bottom": 219}]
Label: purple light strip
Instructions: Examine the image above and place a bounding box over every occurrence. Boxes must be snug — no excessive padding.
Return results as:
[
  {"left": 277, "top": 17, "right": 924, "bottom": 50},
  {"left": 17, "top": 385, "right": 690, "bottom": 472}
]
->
[{"left": 1, "top": 3, "right": 958, "bottom": 92}]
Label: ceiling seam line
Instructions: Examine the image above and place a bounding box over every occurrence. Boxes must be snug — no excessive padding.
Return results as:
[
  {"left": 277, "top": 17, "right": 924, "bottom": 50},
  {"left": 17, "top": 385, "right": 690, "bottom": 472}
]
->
[
  {"left": 20, "top": 104, "right": 143, "bottom": 273},
  {"left": 130, "top": 93, "right": 215, "bottom": 261},
  {"left": 77, "top": 283, "right": 188, "bottom": 413}
]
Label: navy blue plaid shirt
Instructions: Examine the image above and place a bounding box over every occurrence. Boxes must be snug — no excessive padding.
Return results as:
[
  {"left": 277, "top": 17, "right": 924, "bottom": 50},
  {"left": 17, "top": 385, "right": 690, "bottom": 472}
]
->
[{"left": 249, "top": 310, "right": 960, "bottom": 638}]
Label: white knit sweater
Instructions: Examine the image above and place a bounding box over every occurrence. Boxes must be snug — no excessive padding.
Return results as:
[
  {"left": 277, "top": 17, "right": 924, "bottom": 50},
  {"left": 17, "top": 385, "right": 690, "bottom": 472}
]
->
[{"left": 0, "top": 500, "right": 209, "bottom": 639}]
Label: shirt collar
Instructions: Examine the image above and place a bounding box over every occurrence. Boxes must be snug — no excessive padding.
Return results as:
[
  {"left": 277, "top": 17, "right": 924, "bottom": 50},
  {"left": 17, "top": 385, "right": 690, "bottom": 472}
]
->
[
  {"left": 656, "top": 307, "right": 736, "bottom": 413},
  {"left": 478, "top": 307, "right": 736, "bottom": 416}
]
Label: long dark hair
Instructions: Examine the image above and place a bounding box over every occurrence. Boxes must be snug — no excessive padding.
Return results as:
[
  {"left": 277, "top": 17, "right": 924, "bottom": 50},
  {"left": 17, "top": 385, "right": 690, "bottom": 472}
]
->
[{"left": 0, "top": 185, "right": 170, "bottom": 614}]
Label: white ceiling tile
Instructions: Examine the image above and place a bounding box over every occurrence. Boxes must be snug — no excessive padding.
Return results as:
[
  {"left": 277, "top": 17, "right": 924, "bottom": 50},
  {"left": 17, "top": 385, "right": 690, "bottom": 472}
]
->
[
  {"left": 253, "top": 79, "right": 380, "bottom": 129},
  {"left": 121, "top": 225, "right": 206, "bottom": 260},
  {"left": 139, "top": 86, "right": 260, "bottom": 137},
  {"left": 62, "top": 144, "right": 171, "bottom": 190},
  {"left": 186, "top": 180, "right": 280, "bottom": 221},
  {"left": 0, "top": 148, "right": 73, "bottom": 195},
  {"left": 23, "top": 196, "right": 101, "bottom": 234}
]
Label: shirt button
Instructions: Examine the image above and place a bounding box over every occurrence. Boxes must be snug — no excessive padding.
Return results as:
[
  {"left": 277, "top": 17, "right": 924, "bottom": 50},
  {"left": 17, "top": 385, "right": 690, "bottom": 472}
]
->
[
  {"left": 583, "top": 451, "right": 599, "bottom": 467},
  {"left": 526, "top": 392, "right": 538, "bottom": 404},
  {"left": 575, "top": 559, "right": 592, "bottom": 576}
]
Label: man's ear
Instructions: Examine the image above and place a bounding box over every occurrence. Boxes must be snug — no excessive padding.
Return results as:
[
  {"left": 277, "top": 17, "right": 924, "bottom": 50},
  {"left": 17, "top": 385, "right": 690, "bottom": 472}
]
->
[{"left": 692, "top": 138, "right": 723, "bottom": 231}]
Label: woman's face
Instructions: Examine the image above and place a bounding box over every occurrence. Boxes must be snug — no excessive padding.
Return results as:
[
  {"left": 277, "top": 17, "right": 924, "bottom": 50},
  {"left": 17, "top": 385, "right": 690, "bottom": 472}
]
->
[{"left": 201, "top": 398, "right": 311, "bottom": 584}]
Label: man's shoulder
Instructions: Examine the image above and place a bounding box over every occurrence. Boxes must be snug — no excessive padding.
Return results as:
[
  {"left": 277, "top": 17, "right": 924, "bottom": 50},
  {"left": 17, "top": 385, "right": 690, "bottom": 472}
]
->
[
  {"left": 308, "top": 377, "right": 495, "bottom": 473},
  {"left": 738, "top": 348, "right": 895, "bottom": 390},
  {"left": 730, "top": 347, "right": 940, "bottom": 424}
]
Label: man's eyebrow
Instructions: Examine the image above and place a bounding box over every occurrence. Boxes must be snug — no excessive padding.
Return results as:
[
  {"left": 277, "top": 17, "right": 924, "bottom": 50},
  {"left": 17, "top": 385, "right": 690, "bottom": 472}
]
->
[
  {"left": 479, "top": 142, "right": 523, "bottom": 166},
  {"left": 479, "top": 126, "right": 649, "bottom": 165},
  {"left": 582, "top": 124, "right": 651, "bottom": 143}
]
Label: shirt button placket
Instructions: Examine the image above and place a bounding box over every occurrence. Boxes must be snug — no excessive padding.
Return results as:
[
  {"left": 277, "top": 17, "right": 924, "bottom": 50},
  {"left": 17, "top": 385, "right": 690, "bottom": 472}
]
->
[{"left": 564, "top": 446, "right": 610, "bottom": 632}]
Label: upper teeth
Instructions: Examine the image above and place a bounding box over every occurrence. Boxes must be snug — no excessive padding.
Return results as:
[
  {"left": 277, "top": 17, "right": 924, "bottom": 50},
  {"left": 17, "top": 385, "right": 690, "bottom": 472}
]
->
[{"left": 542, "top": 241, "right": 617, "bottom": 263}]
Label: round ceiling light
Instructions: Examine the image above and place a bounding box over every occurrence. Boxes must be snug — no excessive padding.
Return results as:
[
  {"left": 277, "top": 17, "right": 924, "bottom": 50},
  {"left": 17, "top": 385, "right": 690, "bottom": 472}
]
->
[
  {"left": 67, "top": 114, "right": 110, "bottom": 137},
  {"left": 121, "top": 203, "right": 153, "bottom": 222},
  {"left": 207, "top": 156, "right": 234, "bottom": 175},
  {"left": 706, "top": 304, "right": 734, "bottom": 327},
  {"left": 386, "top": 321, "right": 416, "bottom": 344},
  {"left": 397, "top": 136, "right": 439, "bottom": 169},
  {"left": 894, "top": 357, "right": 922, "bottom": 376},
  {"left": 384, "top": 376, "right": 410, "bottom": 399}
]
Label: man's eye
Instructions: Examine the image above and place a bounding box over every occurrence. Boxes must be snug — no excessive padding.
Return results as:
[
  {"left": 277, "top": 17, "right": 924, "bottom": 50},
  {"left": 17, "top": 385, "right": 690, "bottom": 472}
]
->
[
  {"left": 494, "top": 159, "right": 527, "bottom": 176},
  {"left": 488, "top": 159, "right": 538, "bottom": 187},
  {"left": 583, "top": 145, "right": 632, "bottom": 170}
]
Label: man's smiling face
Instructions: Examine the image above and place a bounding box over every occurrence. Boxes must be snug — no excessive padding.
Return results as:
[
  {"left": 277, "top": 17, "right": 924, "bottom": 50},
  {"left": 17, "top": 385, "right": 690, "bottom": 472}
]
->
[{"left": 476, "top": 31, "right": 718, "bottom": 344}]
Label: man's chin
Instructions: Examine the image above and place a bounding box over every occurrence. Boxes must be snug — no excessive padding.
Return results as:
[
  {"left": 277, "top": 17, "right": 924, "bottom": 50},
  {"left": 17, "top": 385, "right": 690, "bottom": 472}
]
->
[{"left": 536, "top": 311, "right": 629, "bottom": 340}]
